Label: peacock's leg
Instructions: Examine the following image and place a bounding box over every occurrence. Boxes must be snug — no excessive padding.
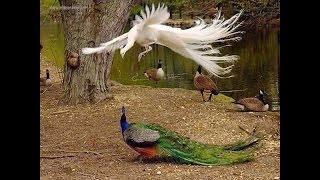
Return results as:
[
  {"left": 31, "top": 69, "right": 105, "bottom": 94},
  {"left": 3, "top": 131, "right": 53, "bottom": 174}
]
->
[{"left": 138, "top": 45, "right": 153, "bottom": 61}]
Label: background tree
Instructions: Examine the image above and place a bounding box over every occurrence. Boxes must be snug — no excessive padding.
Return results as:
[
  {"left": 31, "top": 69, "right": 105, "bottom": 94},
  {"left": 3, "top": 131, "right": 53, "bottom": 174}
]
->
[{"left": 58, "top": 0, "right": 135, "bottom": 105}]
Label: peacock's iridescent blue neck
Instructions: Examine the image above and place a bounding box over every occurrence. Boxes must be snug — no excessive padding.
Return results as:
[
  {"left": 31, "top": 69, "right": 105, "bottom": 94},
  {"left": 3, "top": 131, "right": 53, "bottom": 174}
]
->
[{"left": 120, "top": 114, "right": 129, "bottom": 133}]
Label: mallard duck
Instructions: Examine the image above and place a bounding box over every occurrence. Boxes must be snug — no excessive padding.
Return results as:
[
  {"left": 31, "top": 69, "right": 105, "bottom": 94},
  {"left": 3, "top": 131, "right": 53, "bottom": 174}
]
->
[
  {"left": 40, "top": 69, "right": 52, "bottom": 86},
  {"left": 194, "top": 65, "right": 219, "bottom": 102},
  {"left": 144, "top": 59, "right": 164, "bottom": 84},
  {"left": 232, "top": 90, "right": 269, "bottom": 112}
]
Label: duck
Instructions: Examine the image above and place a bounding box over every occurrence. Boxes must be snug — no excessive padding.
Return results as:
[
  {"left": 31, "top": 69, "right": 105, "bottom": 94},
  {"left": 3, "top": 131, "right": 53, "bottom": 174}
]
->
[
  {"left": 40, "top": 69, "right": 52, "bottom": 86},
  {"left": 194, "top": 65, "right": 219, "bottom": 102},
  {"left": 144, "top": 59, "right": 164, "bottom": 85},
  {"left": 232, "top": 90, "right": 269, "bottom": 112}
]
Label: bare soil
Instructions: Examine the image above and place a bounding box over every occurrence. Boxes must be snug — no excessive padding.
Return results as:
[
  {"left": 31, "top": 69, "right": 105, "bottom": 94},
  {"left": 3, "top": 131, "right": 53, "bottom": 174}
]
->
[{"left": 40, "top": 60, "right": 280, "bottom": 180}]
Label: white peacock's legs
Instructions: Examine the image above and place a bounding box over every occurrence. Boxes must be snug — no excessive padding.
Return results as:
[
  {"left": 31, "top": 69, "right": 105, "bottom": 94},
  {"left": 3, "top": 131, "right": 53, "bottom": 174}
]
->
[{"left": 138, "top": 45, "right": 152, "bottom": 62}]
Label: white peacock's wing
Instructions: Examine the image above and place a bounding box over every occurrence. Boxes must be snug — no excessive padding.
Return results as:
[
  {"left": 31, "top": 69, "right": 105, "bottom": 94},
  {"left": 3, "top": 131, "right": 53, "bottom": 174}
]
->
[{"left": 82, "top": 32, "right": 129, "bottom": 54}]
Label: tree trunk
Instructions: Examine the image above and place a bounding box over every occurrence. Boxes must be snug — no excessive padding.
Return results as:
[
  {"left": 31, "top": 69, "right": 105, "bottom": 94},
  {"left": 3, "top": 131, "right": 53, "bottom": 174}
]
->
[{"left": 59, "top": 0, "right": 134, "bottom": 105}]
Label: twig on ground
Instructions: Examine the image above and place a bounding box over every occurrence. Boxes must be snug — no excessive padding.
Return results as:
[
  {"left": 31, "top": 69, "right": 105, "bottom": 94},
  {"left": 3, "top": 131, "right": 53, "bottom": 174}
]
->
[
  {"left": 52, "top": 110, "right": 69, "bottom": 115},
  {"left": 238, "top": 125, "right": 252, "bottom": 135},
  {"left": 40, "top": 84, "right": 54, "bottom": 95},
  {"left": 40, "top": 88, "right": 48, "bottom": 95},
  {"left": 40, "top": 134, "right": 87, "bottom": 148},
  {"left": 220, "top": 88, "right": 248, "bottom": 93},
  {"left": 239, "top": 125, "right": 263, "bottom": 139},
  {"left": 48, "top": 149, "right": 102, "bottom": 156},
  {"left": 238, "top": 125, "right": 257, "bottom": 136},
  {"left": 40, "top": 154, "right": 76, "bottom": 159}
]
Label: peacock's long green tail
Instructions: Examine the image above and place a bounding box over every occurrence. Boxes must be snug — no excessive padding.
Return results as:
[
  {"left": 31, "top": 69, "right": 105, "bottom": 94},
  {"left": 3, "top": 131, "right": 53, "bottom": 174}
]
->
[{"left": 135, "top": 122, "right": 260, "bottom": 166}]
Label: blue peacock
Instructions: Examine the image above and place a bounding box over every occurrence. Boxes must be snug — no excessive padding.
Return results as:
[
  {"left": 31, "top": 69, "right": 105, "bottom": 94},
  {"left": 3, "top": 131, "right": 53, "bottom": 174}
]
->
[{"left": 120, "top": 106, "right": 260, "bottom": 166}]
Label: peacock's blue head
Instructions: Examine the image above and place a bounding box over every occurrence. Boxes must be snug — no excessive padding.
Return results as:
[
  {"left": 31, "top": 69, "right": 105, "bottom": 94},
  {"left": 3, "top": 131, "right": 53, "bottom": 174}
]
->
[{"left": 120, "top": 106, "right": 129, "bottom": 133}]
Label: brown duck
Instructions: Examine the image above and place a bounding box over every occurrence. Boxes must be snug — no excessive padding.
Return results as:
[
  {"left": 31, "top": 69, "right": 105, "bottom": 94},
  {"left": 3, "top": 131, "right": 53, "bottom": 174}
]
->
[
  {"left": 194, "top": 65, "right": 219, "bottom": 102},
  {"left": 232, "top": 90, "right": 269, "bottom": 112}
]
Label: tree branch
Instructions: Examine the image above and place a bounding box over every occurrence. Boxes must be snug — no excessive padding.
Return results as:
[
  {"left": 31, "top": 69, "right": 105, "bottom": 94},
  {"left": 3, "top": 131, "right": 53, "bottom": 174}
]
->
[{"left": 238, "top": 125, "right": 257, "bottom": 136}]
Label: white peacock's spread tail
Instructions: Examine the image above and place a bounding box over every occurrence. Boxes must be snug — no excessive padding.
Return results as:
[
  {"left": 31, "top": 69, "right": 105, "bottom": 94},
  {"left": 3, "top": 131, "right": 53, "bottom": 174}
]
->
[{"left": 82, "top": 4, "right": 244, "bottom": 78}]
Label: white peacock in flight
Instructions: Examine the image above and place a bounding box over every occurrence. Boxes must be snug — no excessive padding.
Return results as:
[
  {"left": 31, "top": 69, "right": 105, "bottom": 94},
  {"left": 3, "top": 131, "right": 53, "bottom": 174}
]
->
[{"left": 82, "top": 4, "right": 244, "bottom": 78}]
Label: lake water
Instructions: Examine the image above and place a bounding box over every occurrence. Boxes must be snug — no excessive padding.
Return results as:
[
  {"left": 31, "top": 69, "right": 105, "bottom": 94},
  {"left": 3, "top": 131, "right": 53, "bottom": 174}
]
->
[{"left": 40, "top": 20, "right": 280, "bottom": 111}]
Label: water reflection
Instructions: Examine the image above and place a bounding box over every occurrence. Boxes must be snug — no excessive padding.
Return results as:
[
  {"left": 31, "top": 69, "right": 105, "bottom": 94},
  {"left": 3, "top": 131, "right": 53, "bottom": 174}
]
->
[
  {"left": 218, "top": 28, "right": 280, "bottom": 111},
  {"left": 40, "top": 20, "right": 279, "bottom": 111},
  {"left": 40, "top": 21, "right": 65, "bottom": 68},
  {"left": 111, "top": 29, "right": 280, "bottom": 111}
]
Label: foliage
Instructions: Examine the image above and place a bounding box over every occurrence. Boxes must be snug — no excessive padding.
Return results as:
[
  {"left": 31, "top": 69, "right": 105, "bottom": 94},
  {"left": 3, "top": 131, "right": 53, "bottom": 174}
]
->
[
  {"left": 40, "top": 0, "right": 59, "bottom": 17},
  {"left": 129, "top": 4, "right": 144, "bottom": 20},
  {"left": 41, "top": 0, "right": 279, "bottom": 28},
  {"left": 142, "top": 0, "right": 189, "bottom": 12},
  {"left": 138, "top": 0, "right": 279, "bottom": 24}
]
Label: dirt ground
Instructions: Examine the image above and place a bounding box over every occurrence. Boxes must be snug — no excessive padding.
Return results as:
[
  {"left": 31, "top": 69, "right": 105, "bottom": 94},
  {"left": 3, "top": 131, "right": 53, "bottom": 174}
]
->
[{"left": 40, "top": 60, "right": 280, "bottom": 180}]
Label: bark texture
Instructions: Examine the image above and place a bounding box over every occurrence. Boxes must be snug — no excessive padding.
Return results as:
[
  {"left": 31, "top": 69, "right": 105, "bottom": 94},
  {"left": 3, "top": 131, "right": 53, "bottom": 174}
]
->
[{"left": 59, "top": 0, "right": 135, "bottom": 104}]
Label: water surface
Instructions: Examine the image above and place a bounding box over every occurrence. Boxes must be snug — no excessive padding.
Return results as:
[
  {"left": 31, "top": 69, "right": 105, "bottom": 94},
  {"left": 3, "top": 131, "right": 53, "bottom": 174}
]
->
[{"left": 40, "top": 20, "right": 279, "bottom": 111}]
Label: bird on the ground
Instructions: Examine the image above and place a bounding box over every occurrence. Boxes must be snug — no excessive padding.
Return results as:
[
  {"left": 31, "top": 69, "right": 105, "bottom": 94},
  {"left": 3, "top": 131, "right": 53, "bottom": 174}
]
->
[
  {"left": 144, "top": 59, "right": 164, "bottom": 85},
  {"left": 232, "top": 90, "right": 269, "bottom": 112},
  {"left": 120, "top": 106, "right": 260, "bottom": 166},
  {"left": 194, "top": 65, "right": 219, "bottom": 102},
  {"left": 82, "top": 4, "right": 244, "bottom": 78},
  {"left": 40, "top": 69, "right": 52, "bottom": 86}
]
